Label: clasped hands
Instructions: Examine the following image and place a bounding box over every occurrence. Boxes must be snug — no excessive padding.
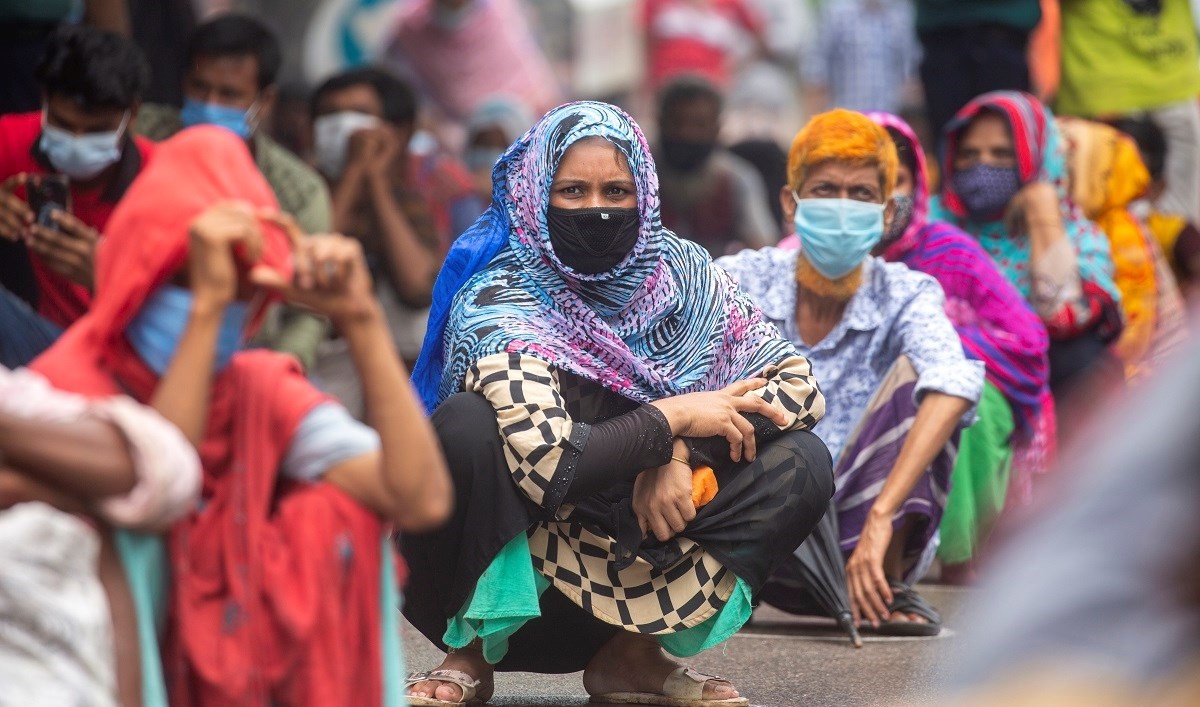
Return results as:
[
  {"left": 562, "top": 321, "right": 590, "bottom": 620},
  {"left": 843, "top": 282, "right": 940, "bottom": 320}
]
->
[
  {"left": 186, "top": 200, "right": 377, "bottom": 326},
  {"left": 633, "top": 380, "right": 787, "bottom": 542}
]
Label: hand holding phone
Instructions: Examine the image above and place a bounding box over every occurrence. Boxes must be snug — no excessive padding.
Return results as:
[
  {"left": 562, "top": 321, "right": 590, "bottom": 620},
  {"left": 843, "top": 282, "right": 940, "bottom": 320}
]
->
[
  {"left": 0, "top": 174, "right": 34, "bottom": 241},
  {"left": 26, "top": 174, "right": 71, "bottom": 231}
]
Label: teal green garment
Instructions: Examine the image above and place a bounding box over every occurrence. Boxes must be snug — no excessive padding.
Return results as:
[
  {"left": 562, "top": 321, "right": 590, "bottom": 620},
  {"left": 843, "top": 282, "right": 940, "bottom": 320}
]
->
[
  {"left": 445, "top": 535, "right": 755, "bottom": 663},
  {"left": 657, "top": 577, "right": 753, "bottom": 658},
  {"left": 381, "top": 535, "right": 405, "bottom": 707},
  {"left": 115, "top": 530, "right": 170, "bottom": 707},
  {"left": 444, "top": 534, "right": 551, "bottom": 664},
  {"left": 0, "top": 0, "right": 74, "bottom": 22},
  {"left": 914, "top": 0, "right": 1041, "bottom": 33}
]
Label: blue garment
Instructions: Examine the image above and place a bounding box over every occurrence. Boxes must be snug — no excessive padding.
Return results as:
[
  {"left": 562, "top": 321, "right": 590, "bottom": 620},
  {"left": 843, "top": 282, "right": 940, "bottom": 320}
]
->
[
  {"left": 718, "top": 247, "right": 984, "bottom": 461},
  {"left": 0, "top": 284, "right": 63, "bottom": 369},
  {"left": 125, "top": 284, "right": 248, "bottom": 376},
  {"left": 804, "top": 0, "right": 921, "bottom": 113},
  {"left": 179, "top": 98, "right": 256, "bottom": 140},
  {"left": 280, "top": 402, "right": 380, "bottom": 481}
]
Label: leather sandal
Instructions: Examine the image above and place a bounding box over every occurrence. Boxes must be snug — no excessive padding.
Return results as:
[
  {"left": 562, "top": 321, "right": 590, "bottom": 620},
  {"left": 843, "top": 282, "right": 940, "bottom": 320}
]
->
[
  {"left": 405, "top": 669, "right": 482, "bottom": 706},
  {"left": 589, "top": 667, "right": 749, "bottom": 706}
]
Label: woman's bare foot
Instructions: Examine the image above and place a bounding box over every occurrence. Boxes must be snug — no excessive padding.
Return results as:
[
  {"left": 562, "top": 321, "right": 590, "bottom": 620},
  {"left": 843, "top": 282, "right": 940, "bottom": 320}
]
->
[
  {"left": 582, "top": 630, "right": 741, "bottom": 702},
  {"left": 408, "top": 641, "right": 495, "bottom": 704}
]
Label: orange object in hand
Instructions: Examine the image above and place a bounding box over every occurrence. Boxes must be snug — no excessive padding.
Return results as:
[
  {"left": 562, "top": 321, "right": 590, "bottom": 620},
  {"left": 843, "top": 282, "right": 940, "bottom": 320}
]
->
[{"left": 691, "top": 466, "right": 718, "bottom": 508}]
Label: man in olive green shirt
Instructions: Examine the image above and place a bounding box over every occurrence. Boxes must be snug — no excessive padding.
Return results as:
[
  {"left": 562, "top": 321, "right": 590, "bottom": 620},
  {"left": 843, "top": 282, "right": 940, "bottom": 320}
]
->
[{"left": 135, "top": 13, "right": 332, "bottom": 369}]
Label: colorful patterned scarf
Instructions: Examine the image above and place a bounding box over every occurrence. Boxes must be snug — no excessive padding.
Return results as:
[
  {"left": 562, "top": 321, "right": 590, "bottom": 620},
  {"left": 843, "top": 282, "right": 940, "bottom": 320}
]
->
[
  {"left": 412, "top": 101, "right": 796, "bottom": 409},
  {"left": 927, "top": 91, "right": 1119, "bottom": 304}
]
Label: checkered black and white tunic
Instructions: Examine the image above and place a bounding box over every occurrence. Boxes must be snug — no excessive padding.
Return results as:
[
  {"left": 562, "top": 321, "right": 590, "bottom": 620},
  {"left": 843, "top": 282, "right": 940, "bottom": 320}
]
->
[{"left": 464, "top": 351, "right": 824, "bottom": 634}]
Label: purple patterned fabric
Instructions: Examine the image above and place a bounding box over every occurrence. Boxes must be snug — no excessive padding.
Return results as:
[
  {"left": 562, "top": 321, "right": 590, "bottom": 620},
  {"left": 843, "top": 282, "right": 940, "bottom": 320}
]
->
[{"left": 435, "top": 101, "right": 797, "bottom": 404}]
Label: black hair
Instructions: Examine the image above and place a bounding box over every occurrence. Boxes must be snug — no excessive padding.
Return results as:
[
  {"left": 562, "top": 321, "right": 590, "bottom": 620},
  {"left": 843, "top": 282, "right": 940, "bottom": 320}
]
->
[
  {"left": 36, "top": 24, "right": 150, "bottom": 110},
  {"left": 310, "top": 66, "right": 418, "bottom": 126},
  {"left": 1109, "top": 116, "right": 1167, "bottom": 181},
  {"left": 656, "top": 74, "right": 724, "bottom": 120},
  {"left": 187, "top": 13, "right": 282, "bottom": 90},
  {"left": 885, "top": 126, "right": 919, "bottom": 180}
]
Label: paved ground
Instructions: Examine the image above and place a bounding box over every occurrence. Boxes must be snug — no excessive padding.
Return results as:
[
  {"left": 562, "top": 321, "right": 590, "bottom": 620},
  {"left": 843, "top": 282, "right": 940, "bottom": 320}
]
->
[{"left": 402, "top": 585, "right": 970, "bottom": 707}]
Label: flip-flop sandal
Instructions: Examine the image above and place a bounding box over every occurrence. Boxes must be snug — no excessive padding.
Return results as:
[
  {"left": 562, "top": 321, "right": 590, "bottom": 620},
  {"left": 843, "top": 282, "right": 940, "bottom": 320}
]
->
[
  {"left": 590, "top": 667, "right": 749, "bottom": 706},
  {"left": 867, "top": 578, "right": 942, "bottom": 637},
  {"left": 405, "top": 669, "right": 482, "bottom": 706}
]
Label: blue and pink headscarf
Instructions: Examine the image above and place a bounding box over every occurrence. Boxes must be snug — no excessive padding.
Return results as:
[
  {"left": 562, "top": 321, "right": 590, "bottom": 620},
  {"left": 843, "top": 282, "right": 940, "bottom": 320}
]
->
[{"left": 412, "top": 101, "right": 796, "bottom": 410}]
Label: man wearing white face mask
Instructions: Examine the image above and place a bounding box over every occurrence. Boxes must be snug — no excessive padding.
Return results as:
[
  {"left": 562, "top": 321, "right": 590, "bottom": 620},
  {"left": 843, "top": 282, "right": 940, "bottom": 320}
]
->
[
  {"left": 307, "top": 67, "right": 483, "bottom": 416},
  {"left": 0, "top": 25, "right": 154, "bottom": 369},
  {"left": 718, "top": 109, "right": 983, "bottom": 638}
]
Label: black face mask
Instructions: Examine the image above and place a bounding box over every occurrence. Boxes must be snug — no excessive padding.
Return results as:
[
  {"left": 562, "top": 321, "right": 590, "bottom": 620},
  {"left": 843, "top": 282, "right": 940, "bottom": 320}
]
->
[
  {"left": 546, "top": 205, "right": 640, "bottom": 274},
  {"left": 659, "top": 138, "right": 715, "bottom": 172}
]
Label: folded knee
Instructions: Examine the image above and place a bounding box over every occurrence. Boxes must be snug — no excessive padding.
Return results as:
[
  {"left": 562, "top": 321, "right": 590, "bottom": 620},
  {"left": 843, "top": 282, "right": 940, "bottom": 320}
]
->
[{"left": 778, "top": 429, "right": 835, "bottom": 503}]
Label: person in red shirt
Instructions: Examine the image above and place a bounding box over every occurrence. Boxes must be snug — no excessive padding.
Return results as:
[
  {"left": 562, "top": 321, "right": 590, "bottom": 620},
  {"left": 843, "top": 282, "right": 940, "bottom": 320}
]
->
[
  {"left": 0, "top": 24, "right": 153, "bottom": 368},
  {"left": 643, "top": 0, "right": 767, "bottom": 91}
]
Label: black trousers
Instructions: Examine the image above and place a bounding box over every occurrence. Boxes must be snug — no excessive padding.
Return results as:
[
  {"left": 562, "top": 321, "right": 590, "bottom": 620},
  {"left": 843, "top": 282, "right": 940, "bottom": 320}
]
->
[
  {"left": 919, "top": 23, "right": 1033, "bottom": 143},
  {"left": 400, "top": 392, "right": 834, "bottom": 673}
]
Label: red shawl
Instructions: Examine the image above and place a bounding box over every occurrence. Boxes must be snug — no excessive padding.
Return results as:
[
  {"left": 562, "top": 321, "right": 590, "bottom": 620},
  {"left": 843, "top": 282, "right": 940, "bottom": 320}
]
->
[{"left": 32, "top": 127, "right": 386, "bottom": 706}]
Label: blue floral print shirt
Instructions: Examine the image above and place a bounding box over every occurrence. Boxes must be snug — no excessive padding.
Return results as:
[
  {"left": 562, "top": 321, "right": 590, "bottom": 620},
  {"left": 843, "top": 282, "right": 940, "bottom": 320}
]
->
[{"left": 718, "top": 247, "right": 984, "bottom": 461}]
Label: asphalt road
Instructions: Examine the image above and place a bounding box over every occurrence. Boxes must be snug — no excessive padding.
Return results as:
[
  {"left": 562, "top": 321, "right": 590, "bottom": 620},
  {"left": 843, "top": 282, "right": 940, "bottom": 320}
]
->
[{"left": 402, "top": 585, "right": 970, "bottom": 707}]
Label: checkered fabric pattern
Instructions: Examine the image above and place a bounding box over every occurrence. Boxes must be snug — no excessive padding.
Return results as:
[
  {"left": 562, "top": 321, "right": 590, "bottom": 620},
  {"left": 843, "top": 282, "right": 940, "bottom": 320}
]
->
[
  {"left": 467, "top": 351, "right": 823, "bottom": 633},
  {"left": 529, "top": 522, "right": 736, "bottom": 633}
]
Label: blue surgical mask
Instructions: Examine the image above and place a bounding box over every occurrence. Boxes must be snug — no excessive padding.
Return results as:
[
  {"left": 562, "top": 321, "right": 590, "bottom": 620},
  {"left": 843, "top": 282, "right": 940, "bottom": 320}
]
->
[
  {"left": 126, "top": 284, "right": 249, "bottom": 376},
  {"left": 792, "top": 195, "right": 885, "bottom": 279},
  {"left": 39, "top": 110, "right": 129, "bottom": 180},
  {"left": 180, "top": 97, "right": 260, "bottom": 140}
]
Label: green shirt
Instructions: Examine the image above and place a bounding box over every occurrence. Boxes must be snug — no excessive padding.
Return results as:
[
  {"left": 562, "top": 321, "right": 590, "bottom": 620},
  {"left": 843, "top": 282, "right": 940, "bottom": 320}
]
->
[
  {"left": 0, "top": 0, "right": 74, "bottom": 22},
  {"left": 1057, "top": 0, "right": 1200, "bottom": 117},
  {"left": 915, "top": 0, "right": 1041, "bottom": 33},
  {"left": 134, "top": 103, "right": 333, "bottom": 369}
]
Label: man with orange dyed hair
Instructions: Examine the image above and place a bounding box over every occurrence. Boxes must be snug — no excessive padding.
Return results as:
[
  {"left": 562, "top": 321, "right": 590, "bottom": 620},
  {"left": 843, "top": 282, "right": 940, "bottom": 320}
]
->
[{"left": 718, "top": 109, "right": 983, "bottom": 637}]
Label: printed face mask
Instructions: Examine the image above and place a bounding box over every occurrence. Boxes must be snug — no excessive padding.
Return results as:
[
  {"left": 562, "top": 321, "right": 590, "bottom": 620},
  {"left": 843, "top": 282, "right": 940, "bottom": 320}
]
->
[
  {"left": 125, "top": 284, "right": 248, "bottom": 375},
  {"left": 880, "top": 194, "right": 914, "bottom": 247},
  {"left": 40, "top": 110, "right": 129, "bottom": 180},
  {"left": 952, "top": 164, "right": 1022, "bottom": 222},
  {"left": 312, "top": 111, "right": 382, "bottom": 178},
  {"left": 546, "top": 205, "right": 640, "bottom": 274},
  {"left": 180, "top": 97, "right": 261, "bottom": 140},
  {"left": 792, "top": 195, "right": 885, "bottom": 279}
]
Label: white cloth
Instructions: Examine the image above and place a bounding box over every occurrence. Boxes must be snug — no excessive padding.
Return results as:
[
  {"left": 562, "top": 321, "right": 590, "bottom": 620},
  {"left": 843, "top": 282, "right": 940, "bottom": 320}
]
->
[
  {"left": 0, "top": 503, "right": 116, "bottom": 707},
  {"left": 1150, "top": 99, "right": 1200, "bottom": 223},
  {"left": 0, "top": 367, "right": 201, "bottom": 531}
]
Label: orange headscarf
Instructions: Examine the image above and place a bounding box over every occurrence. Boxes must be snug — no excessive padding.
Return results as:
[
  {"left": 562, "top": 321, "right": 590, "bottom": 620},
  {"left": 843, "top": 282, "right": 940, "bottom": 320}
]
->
[{"left": 1058, "top": 117, "right": 1187, "bottom": 379}]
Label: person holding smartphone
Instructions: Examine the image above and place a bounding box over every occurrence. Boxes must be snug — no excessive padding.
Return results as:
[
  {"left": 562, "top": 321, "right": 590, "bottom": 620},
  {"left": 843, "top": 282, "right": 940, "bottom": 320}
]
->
[{"left": 0, "top": 24, "right": 153, "bottom": 368}]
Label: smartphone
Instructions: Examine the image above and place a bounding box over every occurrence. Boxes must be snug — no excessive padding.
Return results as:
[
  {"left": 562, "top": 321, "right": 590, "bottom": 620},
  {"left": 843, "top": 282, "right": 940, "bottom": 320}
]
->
[{"left": 26, "top": 174, "right": 70, "bottom": 230}]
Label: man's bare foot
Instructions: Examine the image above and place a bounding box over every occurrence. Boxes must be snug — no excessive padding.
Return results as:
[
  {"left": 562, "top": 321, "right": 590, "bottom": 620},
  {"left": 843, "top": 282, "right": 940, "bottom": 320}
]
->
[
  {"left": 408, "top": 642, "right": 495, "bottom": 704},
  {"left": 583, "top": 631, "right": 741, "bottom": 702}
]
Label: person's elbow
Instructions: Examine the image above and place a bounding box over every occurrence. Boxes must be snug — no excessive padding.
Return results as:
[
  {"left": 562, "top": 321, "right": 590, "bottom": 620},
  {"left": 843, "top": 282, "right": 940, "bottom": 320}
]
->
[{"left": 389, "top": 468, "right": 454, "bottom": 533}]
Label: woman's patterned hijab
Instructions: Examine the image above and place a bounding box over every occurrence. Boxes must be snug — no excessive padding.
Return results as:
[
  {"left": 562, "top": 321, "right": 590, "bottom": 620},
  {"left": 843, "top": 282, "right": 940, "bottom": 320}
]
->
[{"left": 413, "top": 101, "right": 796, "bottom": 408}]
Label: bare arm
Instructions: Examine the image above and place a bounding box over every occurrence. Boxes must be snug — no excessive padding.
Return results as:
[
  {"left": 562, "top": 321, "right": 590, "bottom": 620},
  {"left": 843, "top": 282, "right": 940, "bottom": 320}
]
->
[
  {"left": 365, "top": 169, "right": 438, "bottom": 305},
  {"left": 846, "top": 391, "right": 971, "bottom": 626},
  {"left": 322, "top": 301, "right": 453, "bottom": 531},
  {"left": 871, "top": 391, "right": 970, "bottom": 519},
  {"left": 150, "top": 204, "right": 259, "bottom": 445},
  {"left": 84, "top": 0, "right": 131, "bottom": 35},
  {"left": 0, "top": 411, "right": 136, "bottom": 498},
  {"left": 250, "top": 228, "right": 452, "bottom": 531}
]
